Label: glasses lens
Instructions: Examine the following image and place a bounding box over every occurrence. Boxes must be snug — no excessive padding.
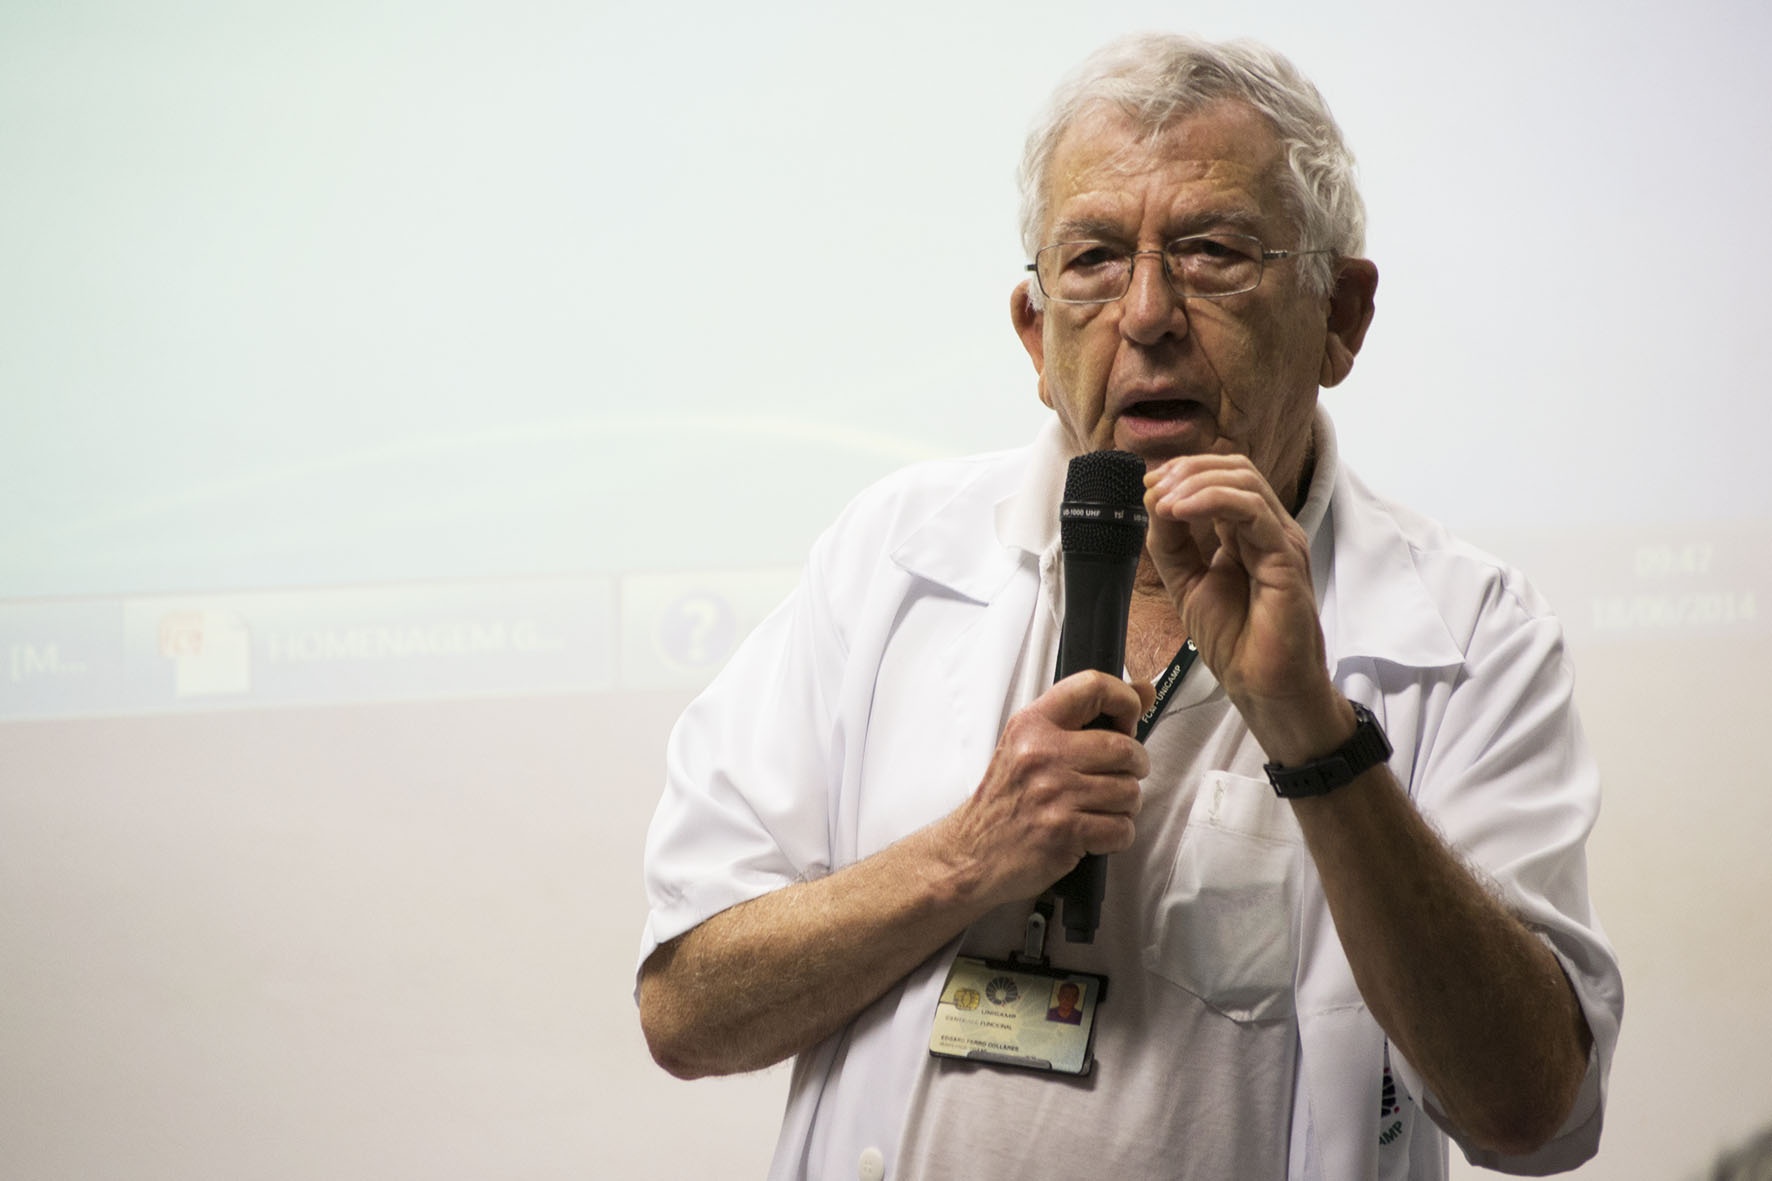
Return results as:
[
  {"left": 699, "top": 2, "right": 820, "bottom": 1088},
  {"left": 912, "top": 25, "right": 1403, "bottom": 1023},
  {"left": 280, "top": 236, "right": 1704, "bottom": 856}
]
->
[
  {"left": 1038, "top": 242, "right": 1128, "bottom": 303},
  {"left": 1166, "top": 234, "right": 1263, "bottom": 298}
]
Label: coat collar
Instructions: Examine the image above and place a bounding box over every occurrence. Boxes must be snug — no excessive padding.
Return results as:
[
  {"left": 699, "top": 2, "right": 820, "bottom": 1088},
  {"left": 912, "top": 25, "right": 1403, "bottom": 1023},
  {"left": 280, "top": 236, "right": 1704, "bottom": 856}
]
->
[
  {"left": 1314, "top": 412, "right": 1467, "bottom": 672},
  {"left": 883, "top": 427, "right": 1060, "bottom": 604}
]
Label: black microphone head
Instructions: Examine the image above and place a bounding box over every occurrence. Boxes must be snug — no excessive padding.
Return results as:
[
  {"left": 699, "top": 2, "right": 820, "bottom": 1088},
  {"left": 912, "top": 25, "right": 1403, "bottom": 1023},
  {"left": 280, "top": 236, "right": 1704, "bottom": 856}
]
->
[{"left": 1060, "top": 450, "right": 1148, "bottom": 559}]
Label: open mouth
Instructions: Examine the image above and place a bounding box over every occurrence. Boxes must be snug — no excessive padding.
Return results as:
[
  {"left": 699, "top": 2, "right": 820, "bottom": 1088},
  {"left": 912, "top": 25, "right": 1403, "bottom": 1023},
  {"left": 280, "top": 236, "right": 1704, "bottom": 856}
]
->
[{"left": 1124, "top": 399, "right": 1202, "bottom": 420}]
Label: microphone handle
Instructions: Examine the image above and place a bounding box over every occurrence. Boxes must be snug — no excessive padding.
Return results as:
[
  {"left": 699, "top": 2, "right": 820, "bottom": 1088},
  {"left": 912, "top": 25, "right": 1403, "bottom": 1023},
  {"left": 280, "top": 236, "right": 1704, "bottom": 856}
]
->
[{"left": 1051, "top": 552, "right": 1138, "bottom": 943}]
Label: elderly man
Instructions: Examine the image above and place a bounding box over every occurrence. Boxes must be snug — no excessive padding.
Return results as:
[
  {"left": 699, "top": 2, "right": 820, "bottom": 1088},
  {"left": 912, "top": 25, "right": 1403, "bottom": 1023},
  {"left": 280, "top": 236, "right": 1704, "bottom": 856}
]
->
[{"left": 637, "top": 32, "right": 1621, "bottom": 1181}]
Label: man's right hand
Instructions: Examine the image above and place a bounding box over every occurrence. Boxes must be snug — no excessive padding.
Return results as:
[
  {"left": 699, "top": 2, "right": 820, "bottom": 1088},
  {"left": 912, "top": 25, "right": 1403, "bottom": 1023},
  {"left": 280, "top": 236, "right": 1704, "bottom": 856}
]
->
[{"left": 934, "top": 669, "right": 1154, "bottom": 908}]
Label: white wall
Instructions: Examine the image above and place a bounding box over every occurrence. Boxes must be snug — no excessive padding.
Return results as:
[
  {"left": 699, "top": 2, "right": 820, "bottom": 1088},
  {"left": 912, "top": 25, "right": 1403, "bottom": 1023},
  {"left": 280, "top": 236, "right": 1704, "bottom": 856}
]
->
[{"left": 2, "top": 1, "right": 1769, "bottom": 1176}]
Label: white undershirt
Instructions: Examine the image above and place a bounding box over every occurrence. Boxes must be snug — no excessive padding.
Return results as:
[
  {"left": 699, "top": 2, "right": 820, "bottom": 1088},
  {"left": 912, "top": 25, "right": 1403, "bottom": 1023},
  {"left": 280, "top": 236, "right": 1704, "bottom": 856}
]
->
[
  {"left": 891, "top": 432, "right": 1342, "bottom": 1181},
  {"left": 891, "top": 671, "right": 1307, "bottom": 1179}
]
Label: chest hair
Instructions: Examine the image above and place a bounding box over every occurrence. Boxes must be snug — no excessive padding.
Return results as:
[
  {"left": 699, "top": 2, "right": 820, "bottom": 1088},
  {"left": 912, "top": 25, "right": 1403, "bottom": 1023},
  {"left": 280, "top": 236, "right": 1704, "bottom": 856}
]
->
[{"left": 1124, "top": 589, "right": 1189, "bottom": 686}]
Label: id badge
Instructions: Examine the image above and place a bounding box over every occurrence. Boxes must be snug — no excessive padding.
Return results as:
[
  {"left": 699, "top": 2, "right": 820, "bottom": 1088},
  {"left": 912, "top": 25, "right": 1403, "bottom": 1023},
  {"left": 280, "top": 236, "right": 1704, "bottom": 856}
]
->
[{"left": 927, "top": 955, "right": 1107, "bottom": 1076}]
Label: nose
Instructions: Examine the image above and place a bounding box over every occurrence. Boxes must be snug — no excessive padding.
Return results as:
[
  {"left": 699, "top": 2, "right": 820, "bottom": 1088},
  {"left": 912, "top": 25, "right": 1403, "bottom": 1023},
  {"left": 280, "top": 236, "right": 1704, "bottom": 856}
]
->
[{"left": 1119, "top": 250, "right": 1188, "bottom": 346}]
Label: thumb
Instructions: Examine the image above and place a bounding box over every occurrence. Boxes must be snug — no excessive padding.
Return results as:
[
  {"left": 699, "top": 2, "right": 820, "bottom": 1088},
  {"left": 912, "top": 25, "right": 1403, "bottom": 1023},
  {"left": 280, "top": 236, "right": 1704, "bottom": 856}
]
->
[{"left": 1038, "top": 670, "right": 1145, "bottom": 735}]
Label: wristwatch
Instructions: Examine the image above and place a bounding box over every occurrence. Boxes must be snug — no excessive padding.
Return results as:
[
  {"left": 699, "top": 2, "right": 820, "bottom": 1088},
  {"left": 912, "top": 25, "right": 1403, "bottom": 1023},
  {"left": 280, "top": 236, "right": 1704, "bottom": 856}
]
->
[{"left": 1264, "top": 701, "right": 1392, "bottom": 798}]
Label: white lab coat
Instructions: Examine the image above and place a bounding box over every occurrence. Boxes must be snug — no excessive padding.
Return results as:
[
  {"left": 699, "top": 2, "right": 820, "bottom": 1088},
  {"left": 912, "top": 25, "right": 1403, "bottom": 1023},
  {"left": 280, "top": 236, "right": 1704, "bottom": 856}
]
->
[{"left": 639, "top": 412, "right": 1622, "bottom": 1180}]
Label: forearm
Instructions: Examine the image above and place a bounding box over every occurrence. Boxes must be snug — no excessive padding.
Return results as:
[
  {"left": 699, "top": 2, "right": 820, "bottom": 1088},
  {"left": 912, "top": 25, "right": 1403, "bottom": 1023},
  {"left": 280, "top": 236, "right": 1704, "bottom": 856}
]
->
[
  {"left": 1290, "top": 762, "right": 1593, "bottom": 1154},
  {"left": 641, "top": 672, "right": 1151, "bottom": 1079},
  {"left": 638, "top": 821, "right": 996, "bottom": 1079}
]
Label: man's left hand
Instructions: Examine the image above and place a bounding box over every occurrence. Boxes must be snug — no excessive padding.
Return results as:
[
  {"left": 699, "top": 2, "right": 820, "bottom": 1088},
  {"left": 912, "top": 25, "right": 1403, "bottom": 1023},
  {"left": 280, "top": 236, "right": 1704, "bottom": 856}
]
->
[{"left": 1141, "top": 452, "right": 1351, "bottom": 761}]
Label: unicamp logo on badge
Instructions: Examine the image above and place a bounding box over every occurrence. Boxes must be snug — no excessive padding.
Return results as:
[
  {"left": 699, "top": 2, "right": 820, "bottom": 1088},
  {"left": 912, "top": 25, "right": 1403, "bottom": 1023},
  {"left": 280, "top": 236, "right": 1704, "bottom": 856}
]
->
[{"left": 985, "top": 976, "right": 1020, "bottom": 1006}]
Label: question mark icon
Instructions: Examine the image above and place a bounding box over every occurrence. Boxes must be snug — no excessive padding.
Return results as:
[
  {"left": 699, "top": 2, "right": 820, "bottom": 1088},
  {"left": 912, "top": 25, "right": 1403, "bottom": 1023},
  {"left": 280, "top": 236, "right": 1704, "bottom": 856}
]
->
[
  {"left": 680, "top": 599, "right": 718, "bottom": 664},
  {"left": 660, "top": 591, "right": 737, "bottom": 670}
]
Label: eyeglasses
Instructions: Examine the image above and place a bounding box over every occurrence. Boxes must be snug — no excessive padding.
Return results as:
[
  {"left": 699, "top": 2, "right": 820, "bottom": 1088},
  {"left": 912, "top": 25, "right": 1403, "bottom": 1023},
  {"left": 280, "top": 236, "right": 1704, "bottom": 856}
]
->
[{"left": 1026, "top": 233, "right": 1332, "bottom": 304}]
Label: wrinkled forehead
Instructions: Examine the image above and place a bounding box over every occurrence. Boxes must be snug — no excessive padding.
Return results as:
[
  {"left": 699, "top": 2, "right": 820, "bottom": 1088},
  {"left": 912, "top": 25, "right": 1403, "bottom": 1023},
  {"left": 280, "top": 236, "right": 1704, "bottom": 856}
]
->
[{"left": 1041, "top": 99, "right": 1290, "bottom": 238}]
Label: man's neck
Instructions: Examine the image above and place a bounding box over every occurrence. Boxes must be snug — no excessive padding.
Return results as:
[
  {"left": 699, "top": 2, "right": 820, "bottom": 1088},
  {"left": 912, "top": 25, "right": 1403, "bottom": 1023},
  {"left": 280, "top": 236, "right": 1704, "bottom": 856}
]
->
[{"left": 1288, "top": 439, "right": 1318, "bottom": 518}]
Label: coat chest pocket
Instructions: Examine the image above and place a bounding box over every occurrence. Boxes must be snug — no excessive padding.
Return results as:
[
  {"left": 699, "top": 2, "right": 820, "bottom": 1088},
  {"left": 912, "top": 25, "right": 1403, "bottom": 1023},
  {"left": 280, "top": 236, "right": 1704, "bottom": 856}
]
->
[{"left": 1142, "top": 770, "right": 1305, "bottom": 1023}]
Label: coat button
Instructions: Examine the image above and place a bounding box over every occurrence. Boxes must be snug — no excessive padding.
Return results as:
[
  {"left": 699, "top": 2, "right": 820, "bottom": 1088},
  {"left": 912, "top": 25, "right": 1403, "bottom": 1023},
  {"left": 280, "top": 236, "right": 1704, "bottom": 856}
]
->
[{"left": 858, "top": 1146, "right": 885, "bottom": 1180}]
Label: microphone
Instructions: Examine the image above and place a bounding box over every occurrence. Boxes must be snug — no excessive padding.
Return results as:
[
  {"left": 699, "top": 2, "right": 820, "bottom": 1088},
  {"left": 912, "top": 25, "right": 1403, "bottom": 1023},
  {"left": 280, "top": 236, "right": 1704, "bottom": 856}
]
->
[{"left": 1051, "top": 449, "right": 1148, "bottom": 944}]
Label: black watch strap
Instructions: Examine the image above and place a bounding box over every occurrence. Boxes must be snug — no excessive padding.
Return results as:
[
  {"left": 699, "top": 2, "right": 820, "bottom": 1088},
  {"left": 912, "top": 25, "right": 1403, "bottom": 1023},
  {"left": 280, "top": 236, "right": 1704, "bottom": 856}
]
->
[{"left": 1264, "top": 701, "right": 1392, "bottom": 798}]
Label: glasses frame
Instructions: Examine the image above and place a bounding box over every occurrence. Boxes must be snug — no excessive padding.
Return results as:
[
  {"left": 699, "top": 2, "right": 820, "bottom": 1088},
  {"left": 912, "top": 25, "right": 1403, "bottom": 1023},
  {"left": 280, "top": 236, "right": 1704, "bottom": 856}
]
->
[{"left": 1025, "top": 233, "right": 1333, "bottom": 305}]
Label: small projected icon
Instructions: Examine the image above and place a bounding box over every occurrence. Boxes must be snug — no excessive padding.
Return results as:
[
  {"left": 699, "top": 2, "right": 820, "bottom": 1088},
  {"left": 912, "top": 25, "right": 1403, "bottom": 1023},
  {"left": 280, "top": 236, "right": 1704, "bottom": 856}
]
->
[
  {"left": 158, "top": 610, "right": 251, "bottom": 697},
  {"left": 658, "top": 592, "right": 737, "bottom": 669}
]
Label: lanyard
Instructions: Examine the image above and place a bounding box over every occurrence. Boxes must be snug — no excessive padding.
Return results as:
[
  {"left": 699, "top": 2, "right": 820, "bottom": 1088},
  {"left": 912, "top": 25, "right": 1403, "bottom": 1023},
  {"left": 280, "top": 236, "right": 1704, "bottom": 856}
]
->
[{"left": 1135, "top": 638, "right": 1197, "bottom": 743}]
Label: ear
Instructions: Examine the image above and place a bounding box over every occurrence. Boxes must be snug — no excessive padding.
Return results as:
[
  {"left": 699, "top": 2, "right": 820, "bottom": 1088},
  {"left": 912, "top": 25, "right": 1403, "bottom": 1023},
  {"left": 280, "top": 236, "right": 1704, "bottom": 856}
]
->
[
  {"left": 1319, "top": 258, "right": 1378, "bottom": 388},
  {"left": 1011, "top": 280, "right": 1052, "bottom": 405}
]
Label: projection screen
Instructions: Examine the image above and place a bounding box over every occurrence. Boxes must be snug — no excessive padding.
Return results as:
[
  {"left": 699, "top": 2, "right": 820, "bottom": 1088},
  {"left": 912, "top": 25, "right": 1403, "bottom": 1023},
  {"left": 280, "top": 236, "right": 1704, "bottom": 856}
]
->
[{"left": 2, "top": 1, "right": 1768, "bottom": 1177}]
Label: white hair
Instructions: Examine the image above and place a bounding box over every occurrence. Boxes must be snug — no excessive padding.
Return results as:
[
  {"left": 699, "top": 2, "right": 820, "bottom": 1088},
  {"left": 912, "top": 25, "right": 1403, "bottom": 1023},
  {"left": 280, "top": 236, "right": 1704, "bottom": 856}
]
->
[{"left": 1018, "top": 32, "right": 1366, "bottom": 301}]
